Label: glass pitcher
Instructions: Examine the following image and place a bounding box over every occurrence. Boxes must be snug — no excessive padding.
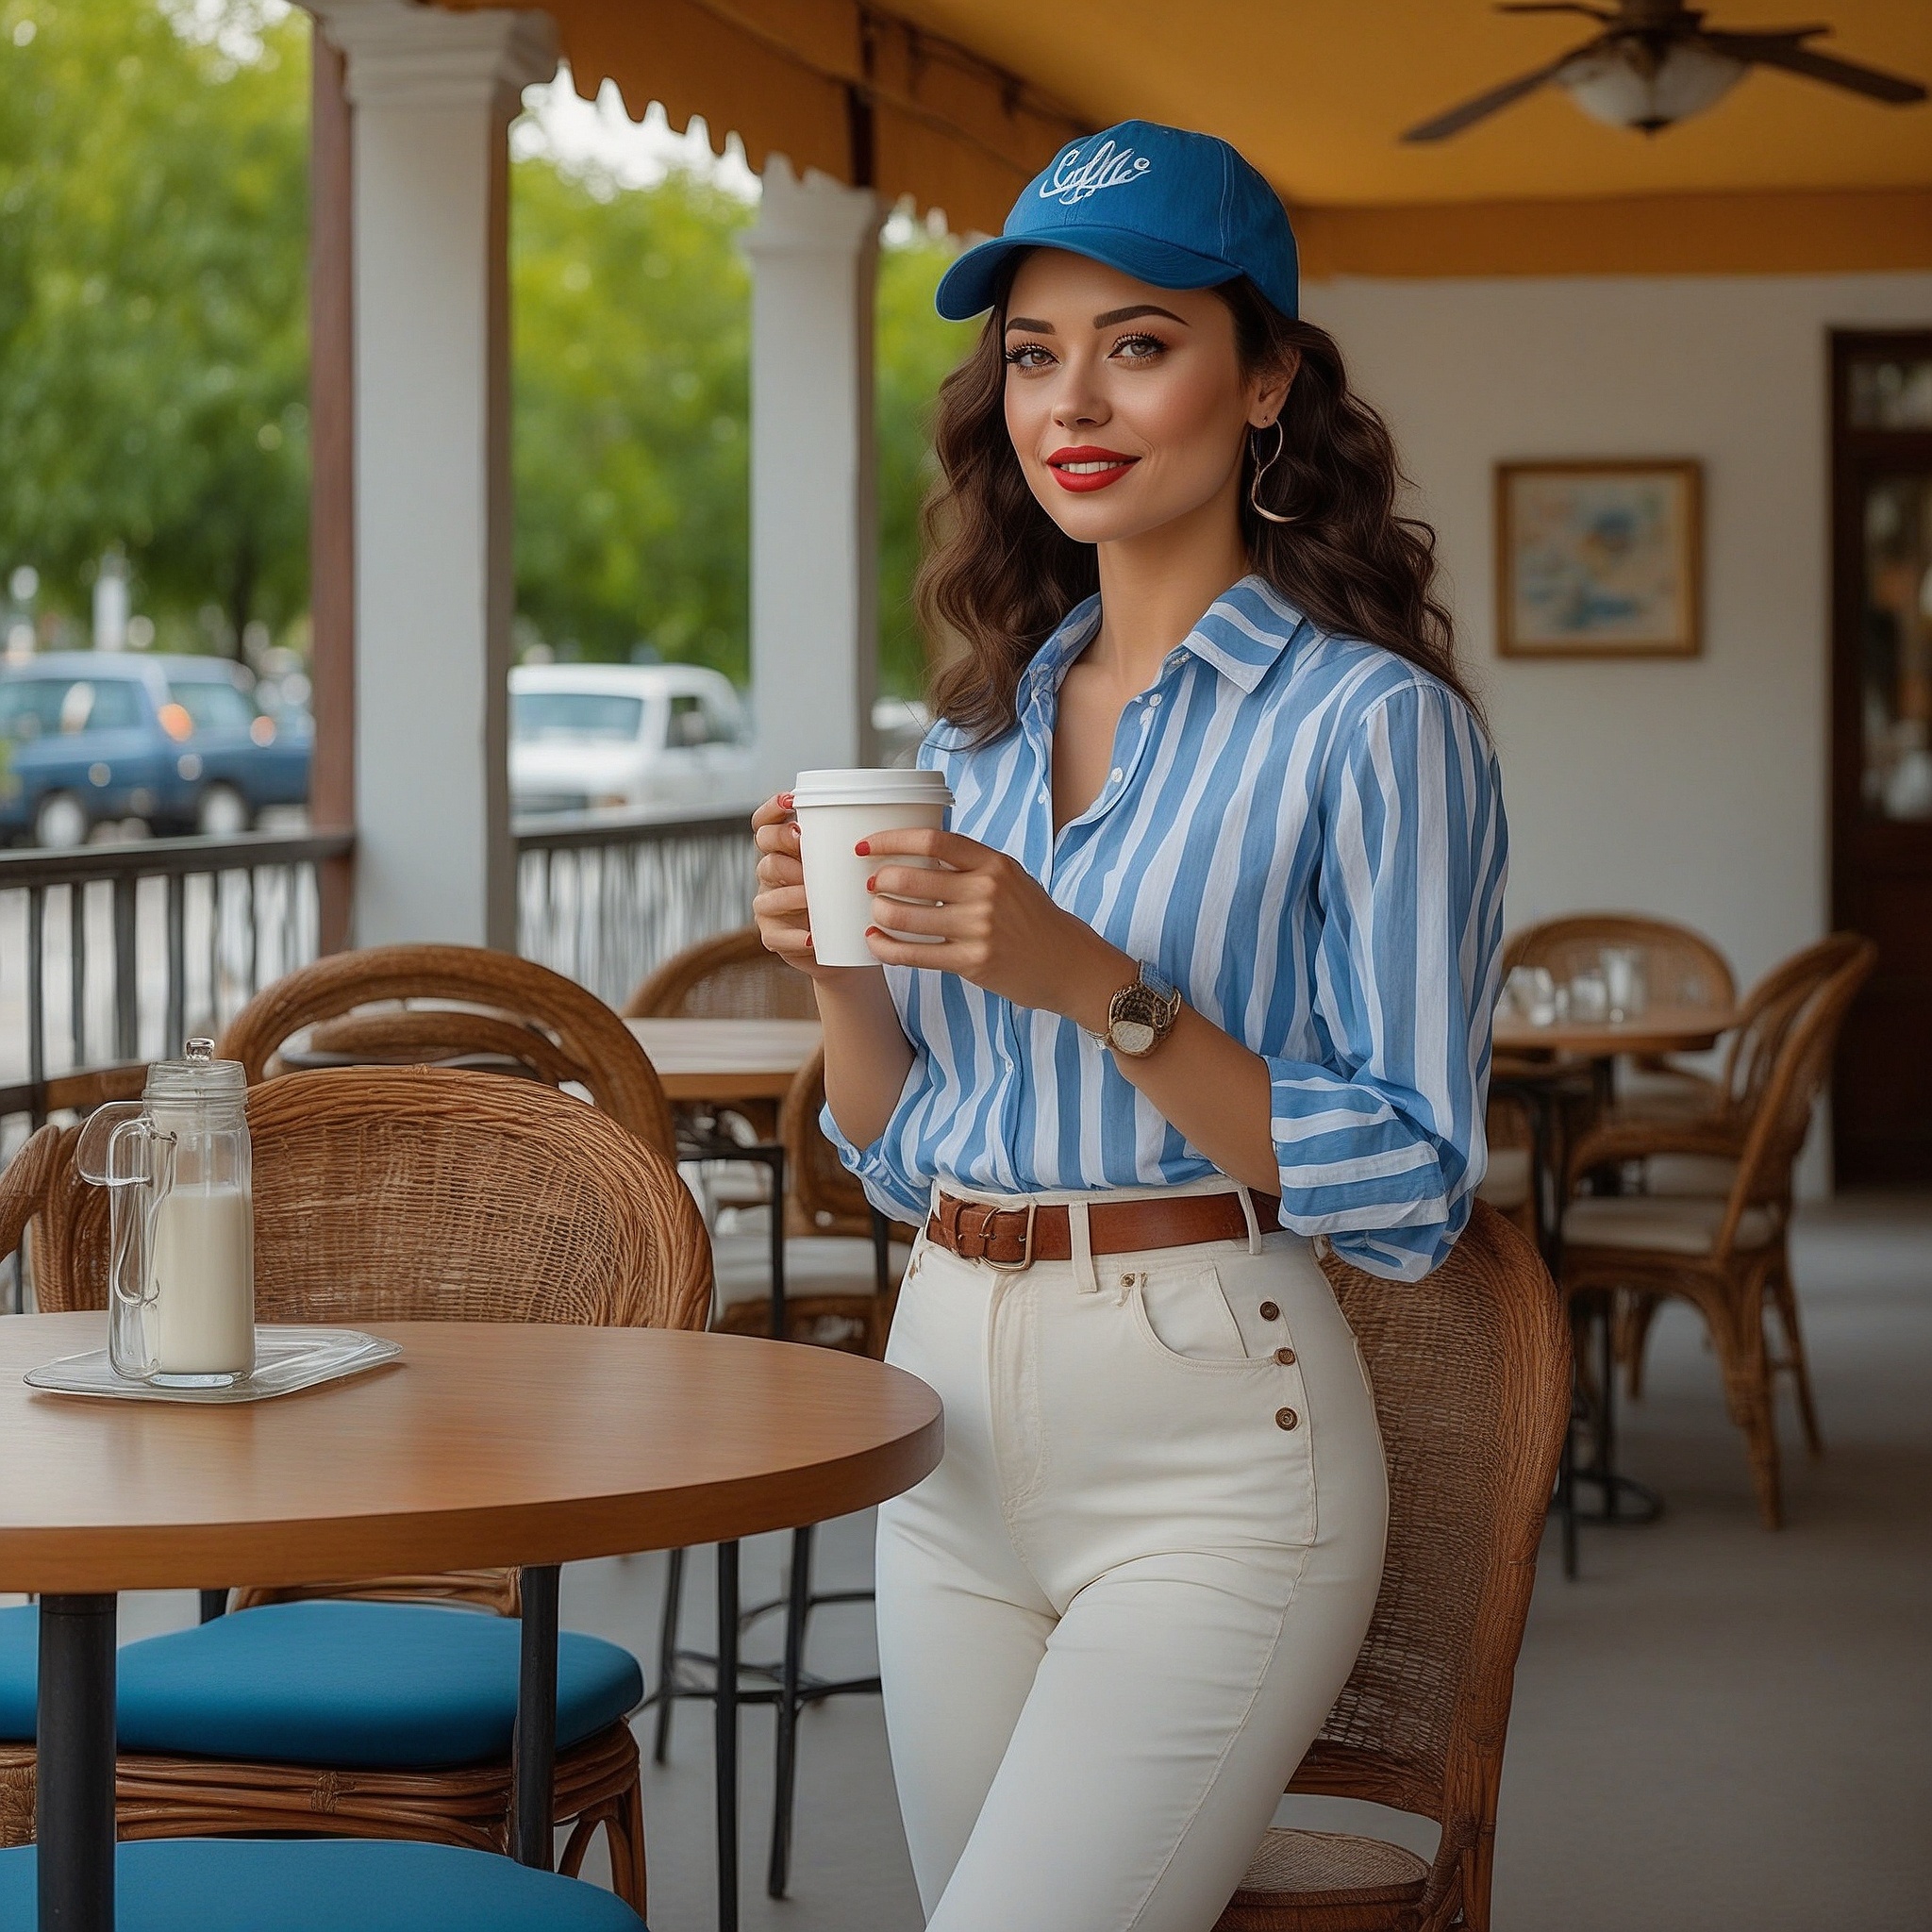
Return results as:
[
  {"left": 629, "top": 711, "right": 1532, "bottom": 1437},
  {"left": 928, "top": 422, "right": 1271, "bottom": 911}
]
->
[{"left": 75, "top": 1039, "right": 255, "bottom": 1387}]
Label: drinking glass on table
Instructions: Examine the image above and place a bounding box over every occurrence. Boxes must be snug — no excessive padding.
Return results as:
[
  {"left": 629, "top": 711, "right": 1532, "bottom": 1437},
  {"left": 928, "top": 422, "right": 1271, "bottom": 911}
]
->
[
  {"left": 1505, "top": 965, "right": 1558, "bottom": 1027},
  {"left": 1600, "top": 945, "right": 1647, "bottom": 1023},
  {"left": 1569, "top": 969, "right": 1610, "bottom": 1024}
]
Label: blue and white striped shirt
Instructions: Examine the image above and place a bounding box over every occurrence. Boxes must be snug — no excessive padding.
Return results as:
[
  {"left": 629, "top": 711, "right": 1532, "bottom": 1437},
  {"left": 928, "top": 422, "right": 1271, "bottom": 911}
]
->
[{"left": 828, "top": 575, "right": 1508, "bottom": 1280}]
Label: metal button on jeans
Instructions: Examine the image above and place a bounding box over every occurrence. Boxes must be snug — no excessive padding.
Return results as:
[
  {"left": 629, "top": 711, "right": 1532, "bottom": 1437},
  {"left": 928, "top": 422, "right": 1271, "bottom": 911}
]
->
[
  {"left": 1257, "top": 1301, "right": 1280, "bottom": 1321},
  {"left": 1274, "top": 1347, "right": 1296, "bottom": 1367},
  {"left": 1275, "top": 1407, "right": 1299, "bottom": 1431}
]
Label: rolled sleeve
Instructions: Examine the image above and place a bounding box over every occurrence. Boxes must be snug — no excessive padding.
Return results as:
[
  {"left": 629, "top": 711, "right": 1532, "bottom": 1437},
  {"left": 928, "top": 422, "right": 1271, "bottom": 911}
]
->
[
  {"left": 819, "top": 1069, "right": 934, "bottom": 1227},
  {"left": 1268, "top": 682, "right": 1507, "bottom": 1281}
]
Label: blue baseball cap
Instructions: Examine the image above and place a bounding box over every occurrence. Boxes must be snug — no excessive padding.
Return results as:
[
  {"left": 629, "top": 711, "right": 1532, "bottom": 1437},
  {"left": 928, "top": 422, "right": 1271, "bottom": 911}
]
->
[{"left": 935, "top": 120, "right": 1298, "bottom": 324}]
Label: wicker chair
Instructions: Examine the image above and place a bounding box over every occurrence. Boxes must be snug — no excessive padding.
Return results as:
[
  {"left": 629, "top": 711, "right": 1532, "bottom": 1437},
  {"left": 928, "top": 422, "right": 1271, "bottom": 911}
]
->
[
  {"left": 1216, "top": 1203, "right": 1571, "bottom": 1932},
  {"left": 1558, "top": 941, "right": 1875, "bottom": 1528},
  {"left": 0, "top": 1067, "right": 712, "bottom": 1908},
  {"left": 1565, "top": 934, "right": 1872, "bottom": 1399},
  {"left": 216, "top": 941, "right": 676, "bottom": 1163},
  {"left": 625, "top": 924, "right": 817, "bottom": 1023}
]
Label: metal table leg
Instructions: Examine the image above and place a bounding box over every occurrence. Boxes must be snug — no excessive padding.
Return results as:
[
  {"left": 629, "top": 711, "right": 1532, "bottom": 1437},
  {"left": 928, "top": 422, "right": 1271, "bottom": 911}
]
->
[
  {"left": 39, "top": 1592, "right": 116, "bottom": 1932},
  {"left": 512, "top": 1564, "right": 559, "bottom": 1871},
  {"left": 716, "top": 1541, "right": 741, "bottom": 1932}
]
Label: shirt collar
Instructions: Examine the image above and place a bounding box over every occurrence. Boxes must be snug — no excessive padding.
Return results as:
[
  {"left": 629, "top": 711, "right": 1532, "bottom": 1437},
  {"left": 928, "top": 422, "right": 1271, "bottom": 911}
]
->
[
  {"left": 1178, "top": 575, "right": 1310, "bottom": 692},
  {"left": 1019, "top": 575, "right": 1308, "bottom": 713}
]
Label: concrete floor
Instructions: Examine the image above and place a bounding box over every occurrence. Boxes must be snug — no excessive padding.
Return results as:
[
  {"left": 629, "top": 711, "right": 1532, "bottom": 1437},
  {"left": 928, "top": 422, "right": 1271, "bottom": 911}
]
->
[{"left": 115, "top": 1191, "right": 1932, "bottom": 1930}]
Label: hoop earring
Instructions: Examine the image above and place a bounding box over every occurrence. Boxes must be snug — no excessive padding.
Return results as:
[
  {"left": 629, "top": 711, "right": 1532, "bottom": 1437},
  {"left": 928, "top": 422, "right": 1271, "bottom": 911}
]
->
[{"left": 1248, "top": 420, "right": 1294, "bottom": 525}]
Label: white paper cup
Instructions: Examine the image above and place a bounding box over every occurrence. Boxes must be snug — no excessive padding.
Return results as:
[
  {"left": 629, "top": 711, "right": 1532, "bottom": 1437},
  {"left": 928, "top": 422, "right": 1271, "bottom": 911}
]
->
[{"left": 793, "top": 768, "right": 954, "bottom": 968}]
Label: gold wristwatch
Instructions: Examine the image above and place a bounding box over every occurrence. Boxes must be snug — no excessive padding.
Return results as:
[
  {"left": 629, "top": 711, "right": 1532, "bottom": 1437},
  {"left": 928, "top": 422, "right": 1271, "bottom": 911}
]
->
[{"left": 1098, "top": 962, "right": 1182, "bottom": 1059}]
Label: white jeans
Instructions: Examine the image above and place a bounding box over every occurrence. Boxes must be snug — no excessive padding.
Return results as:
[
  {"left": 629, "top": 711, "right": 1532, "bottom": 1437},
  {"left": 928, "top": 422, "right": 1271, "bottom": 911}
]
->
[{"left": 877, "top": 1176, "right": 1390, "bottom": 1932}]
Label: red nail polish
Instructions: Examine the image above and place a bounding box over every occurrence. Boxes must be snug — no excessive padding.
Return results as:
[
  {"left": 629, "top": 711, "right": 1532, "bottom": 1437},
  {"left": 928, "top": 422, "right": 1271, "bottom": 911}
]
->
[
  {"left": 779, "top": 791, "right": 794, "bottom": 808},
  {"left": 854, "top": 839, "right": 871, "bottom": 856},
  {"left": 865, "top": 874, "right": 876, "bottom": 891}
]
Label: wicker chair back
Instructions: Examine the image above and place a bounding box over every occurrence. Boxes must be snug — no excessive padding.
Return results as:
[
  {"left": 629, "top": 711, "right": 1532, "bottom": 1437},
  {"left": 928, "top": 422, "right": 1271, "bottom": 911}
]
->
[
  {"left": 624, "top": 924, "right": 816, "bottom": 1021},
  {"left": 1717, "top": 933, "right": 1869, "bottom": 1122},
  {"left": 1287, "top": 1203, "right": 1569, "bottom": 1926},
  {"left": 1723, "top": 941, "right": 1876, "bottom": 1236},
  {"left": 1502, "top": 912, "right": 1734, "bottom": 1011},
  {"left": 215, "top": 943, "right": 676, "bottom": 1162},
  {"left": 24, "top": 1066, "right": 711, "bottom": 1334}
]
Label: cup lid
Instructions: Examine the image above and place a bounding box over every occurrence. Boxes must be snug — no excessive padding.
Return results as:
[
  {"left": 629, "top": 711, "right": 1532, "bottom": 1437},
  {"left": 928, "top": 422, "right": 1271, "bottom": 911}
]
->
[{"left": 792, "top": 767, "right": 953, "bottom": 808}]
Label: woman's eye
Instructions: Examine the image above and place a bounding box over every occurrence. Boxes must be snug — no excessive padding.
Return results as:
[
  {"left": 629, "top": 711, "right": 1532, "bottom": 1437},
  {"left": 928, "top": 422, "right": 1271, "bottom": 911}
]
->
[
  {"left": 1112, "top": 333, "right": 1166, "bottom": 361},
  {"left": 1004, "top": 342, "right": 1055, "bottom": 370}
]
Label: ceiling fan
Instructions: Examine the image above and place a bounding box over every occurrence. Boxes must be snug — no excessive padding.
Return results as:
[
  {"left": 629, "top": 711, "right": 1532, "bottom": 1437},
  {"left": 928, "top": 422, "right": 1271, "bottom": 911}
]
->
[{"left": 1403, "top": 0, "right": 1926, "bottom": 141}]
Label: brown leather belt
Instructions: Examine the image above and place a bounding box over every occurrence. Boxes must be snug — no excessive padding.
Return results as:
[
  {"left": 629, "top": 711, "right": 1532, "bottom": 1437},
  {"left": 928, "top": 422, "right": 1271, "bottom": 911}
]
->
[{"left": 924, "top": 1189, "right": 1281, "bottom": 1272}]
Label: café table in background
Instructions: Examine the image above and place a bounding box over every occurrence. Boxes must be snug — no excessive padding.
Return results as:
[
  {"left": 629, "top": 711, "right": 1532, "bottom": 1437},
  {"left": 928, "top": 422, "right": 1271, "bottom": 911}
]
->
[
  {"left": 626, "top": 1017, "right": 824, "bottom": 1341},
  {"left": 0, "top": 1313, "right": 940, "bottom": 1932},
  {"left": 1491, "top": 1003, "right": 1740, "bottom": 1574}
]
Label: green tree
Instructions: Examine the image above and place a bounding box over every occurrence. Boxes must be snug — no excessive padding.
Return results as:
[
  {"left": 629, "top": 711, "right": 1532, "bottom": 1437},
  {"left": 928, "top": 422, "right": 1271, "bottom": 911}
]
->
[
  {"left": 0, "top": 0, "right": 310, "bottom": 654},
  {"left": 510, "top": 158, "right": 753, "bottom": 676},
  {"left": 876, "top": 229, "right": 974, "bottom": 698}
]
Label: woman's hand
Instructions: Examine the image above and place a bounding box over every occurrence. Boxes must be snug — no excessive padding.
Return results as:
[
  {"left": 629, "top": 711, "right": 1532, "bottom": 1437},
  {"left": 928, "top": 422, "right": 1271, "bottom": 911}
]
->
[
  {"left": 751, "top": 792, "right": 858, "bottom": 982},
  {"left": 859, "top": 828, "right": 1132, "bottom": 1028}
]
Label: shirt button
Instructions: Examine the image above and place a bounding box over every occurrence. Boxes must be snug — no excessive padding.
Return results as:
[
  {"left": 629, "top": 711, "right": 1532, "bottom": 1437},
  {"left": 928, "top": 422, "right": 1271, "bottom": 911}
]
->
[
  {"left": 1149, "top": 694, "right": 1162, "bottom": 707},
  {"left": 1258, "top": 1301, "right": 1280, "bottom": 1321},
  {"left": 1038, "top": 789, "right": 1048, "bottom": 804},
  {"left": 1109, "top": 767, "right": 1123, "bottom": 782},
  {"left": 1275, "top": 1407, "right": 1299, "bottom": 1431},
  {"left": 1274, "top": 1346, "right": 1296, "bottom": 1366}
]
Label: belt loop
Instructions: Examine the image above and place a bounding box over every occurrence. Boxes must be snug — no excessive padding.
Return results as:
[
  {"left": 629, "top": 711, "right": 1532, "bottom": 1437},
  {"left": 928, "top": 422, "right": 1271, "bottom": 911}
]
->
[
  {"left": 1068, "top": 1197, "right": 1100, "bottom": 1294},
  {"left": 1237, "top": 1184, "right": 1263, "bottom": 1257}
]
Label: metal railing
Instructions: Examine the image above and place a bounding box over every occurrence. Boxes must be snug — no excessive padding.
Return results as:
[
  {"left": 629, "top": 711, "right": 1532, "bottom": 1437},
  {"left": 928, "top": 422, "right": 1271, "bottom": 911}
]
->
[
  {"left": 514, "top": 808, "right": 758, "bottom": 1008},
  {"left": 0, "top": 829, "right": 353, "bottom": 1136}
]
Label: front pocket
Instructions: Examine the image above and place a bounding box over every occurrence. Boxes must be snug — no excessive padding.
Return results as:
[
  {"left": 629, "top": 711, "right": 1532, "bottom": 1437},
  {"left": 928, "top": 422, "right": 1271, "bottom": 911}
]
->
[{"left": 1130, "top": 1265, "right": 1258, "bottom": 1369}]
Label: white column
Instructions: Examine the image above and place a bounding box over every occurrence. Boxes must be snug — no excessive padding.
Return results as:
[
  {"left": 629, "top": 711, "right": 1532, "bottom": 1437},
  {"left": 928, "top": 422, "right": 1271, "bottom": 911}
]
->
[
  {"left": 741, "top": 160, "right": 882, "bottom": 792},
  {"left": 307, "top": 1, "right": 557, "bottom": 948}
]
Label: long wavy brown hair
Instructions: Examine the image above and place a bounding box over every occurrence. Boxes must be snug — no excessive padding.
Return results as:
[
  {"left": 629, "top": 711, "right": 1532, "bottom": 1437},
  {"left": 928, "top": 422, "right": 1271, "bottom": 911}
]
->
[{"left": 919, "top": 271, "right": 1476, "bottom": 742}]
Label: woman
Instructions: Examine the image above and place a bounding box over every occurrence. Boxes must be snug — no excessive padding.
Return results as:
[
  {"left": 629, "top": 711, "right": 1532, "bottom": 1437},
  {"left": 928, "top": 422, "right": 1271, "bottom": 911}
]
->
[{"left": 752, "top": 120, "right": 1507, "bottom": 1932}]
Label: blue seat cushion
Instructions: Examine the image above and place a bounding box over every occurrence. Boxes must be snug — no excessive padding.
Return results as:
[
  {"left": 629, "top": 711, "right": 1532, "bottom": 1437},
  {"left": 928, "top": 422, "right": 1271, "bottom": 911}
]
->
[
  {"left": 0, "top": 1601, "right": 643, "bottom": 1770},
  {"left": 0, "top": 1838, "right": 643, "bottom": 1929}
]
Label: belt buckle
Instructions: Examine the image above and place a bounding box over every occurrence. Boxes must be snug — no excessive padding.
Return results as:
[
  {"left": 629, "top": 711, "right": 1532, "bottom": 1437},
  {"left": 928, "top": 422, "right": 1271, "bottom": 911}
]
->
[{"left": 981, "top": 1201, "right": 1036, "bottom": 1274}]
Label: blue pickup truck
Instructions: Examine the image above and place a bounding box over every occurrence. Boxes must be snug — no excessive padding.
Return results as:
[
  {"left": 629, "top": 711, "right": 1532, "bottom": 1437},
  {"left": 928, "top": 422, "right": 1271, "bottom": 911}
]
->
[{"left": 0, "top": 655, "right": 311, "bottom": 846}]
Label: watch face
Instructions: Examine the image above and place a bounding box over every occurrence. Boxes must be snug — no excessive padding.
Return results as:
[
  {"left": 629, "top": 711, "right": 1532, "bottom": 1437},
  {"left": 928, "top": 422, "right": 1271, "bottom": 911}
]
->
[{"left": 1111, "top": 1018, "right": 1158, "bottom": 1058}]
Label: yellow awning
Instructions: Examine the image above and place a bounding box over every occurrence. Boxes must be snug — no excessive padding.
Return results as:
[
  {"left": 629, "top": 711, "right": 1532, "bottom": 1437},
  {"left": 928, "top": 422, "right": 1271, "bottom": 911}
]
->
[
  {"left": 438, "top": 0, "right": 1932, "bottom": 273},
  {"left": 441, "top": 0, "right": 1083, "bottom": 236}
]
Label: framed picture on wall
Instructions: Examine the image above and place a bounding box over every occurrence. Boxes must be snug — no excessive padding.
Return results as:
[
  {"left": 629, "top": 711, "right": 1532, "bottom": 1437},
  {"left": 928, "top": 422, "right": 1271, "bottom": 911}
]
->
[{"left": 1495, "top": 458, "right": 1703, "bottom": 658}]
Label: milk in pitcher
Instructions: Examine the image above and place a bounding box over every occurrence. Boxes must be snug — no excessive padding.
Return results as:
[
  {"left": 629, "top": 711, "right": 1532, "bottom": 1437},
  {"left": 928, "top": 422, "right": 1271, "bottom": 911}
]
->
[{"left": 151, "top": 1184, "right": 255, "bottom": 1377}]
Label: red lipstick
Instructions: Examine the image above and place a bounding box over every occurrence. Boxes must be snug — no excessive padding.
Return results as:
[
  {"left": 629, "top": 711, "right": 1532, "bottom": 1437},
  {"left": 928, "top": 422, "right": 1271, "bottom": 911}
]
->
[{"left": 1046, "top": 444, "right": 1140, "bottom": 492}]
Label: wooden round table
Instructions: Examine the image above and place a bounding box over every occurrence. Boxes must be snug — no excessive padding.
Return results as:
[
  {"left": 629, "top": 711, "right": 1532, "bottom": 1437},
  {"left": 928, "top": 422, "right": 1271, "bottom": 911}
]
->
[{"left": 0, "top": 1315, "right": 941, "bottom": 1932}]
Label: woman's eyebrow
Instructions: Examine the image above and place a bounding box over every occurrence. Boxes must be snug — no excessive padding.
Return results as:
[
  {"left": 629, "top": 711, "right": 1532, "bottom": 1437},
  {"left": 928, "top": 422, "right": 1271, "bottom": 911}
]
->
[
  {"left": 1093, "top": 304, "right": 1189, "bottom": 328},
  {"left": 1005, "top": 315, "right": 1054, "bottom": 334}
]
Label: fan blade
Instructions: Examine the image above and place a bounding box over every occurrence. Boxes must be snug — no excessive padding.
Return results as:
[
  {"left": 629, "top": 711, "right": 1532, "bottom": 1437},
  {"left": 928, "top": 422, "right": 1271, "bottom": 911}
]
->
[
  {"left": 1496, "top": 3, "right": 1616, "bottom": 16},
  {"left": 1704, "top": 30, "right": 1927, "bottom": 104},
  {"left": 1401, "top": 49, "right": 1593, "bottom": 142}
]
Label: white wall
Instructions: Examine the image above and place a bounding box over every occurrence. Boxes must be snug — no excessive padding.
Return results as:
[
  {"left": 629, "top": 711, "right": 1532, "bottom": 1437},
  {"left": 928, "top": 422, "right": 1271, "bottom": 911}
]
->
[{"left": 1304, "top": 271, "right": 1932, "bottom": 1191}]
